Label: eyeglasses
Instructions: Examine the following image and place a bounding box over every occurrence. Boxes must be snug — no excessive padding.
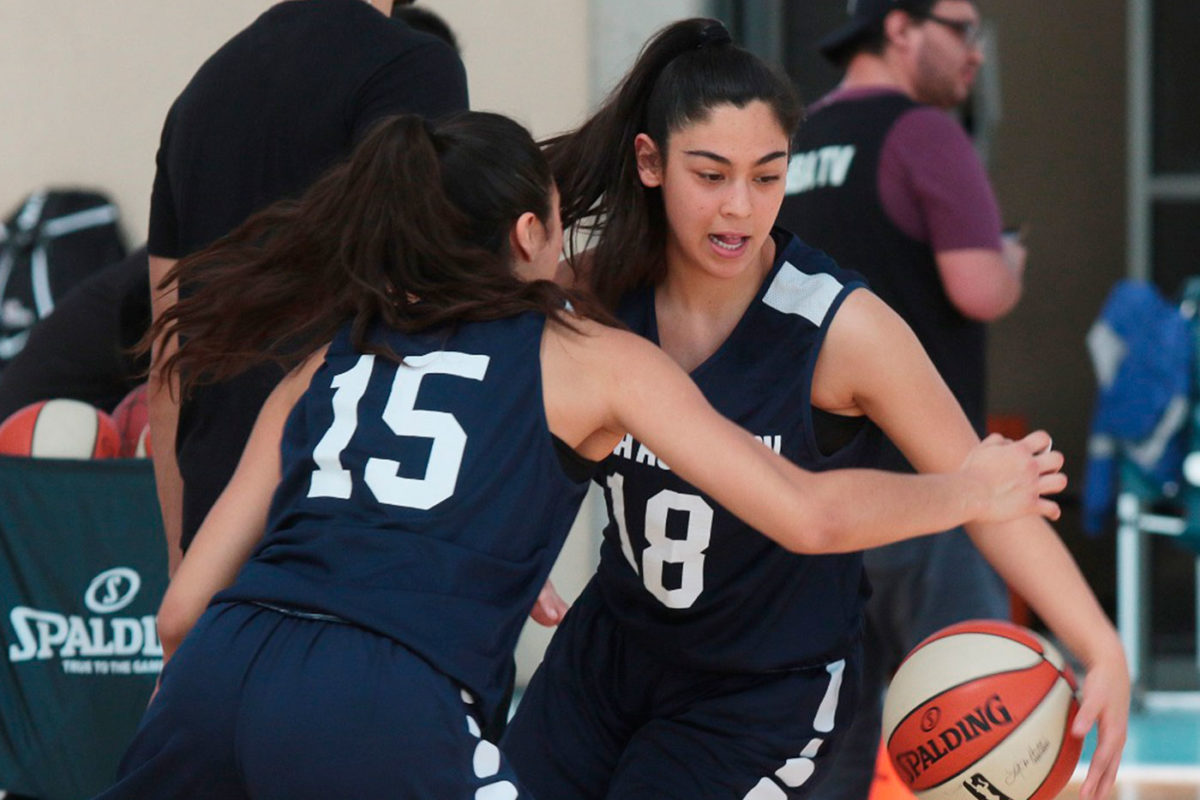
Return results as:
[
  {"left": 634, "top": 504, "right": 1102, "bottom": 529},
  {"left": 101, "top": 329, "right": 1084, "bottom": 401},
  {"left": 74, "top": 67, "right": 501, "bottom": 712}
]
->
[{"left": 912, "top": 13, "right": 984, "bottom": 48}]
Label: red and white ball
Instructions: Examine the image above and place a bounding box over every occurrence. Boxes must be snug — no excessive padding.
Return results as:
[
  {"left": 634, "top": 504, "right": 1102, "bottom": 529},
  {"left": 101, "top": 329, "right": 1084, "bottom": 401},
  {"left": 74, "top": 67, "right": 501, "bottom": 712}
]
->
[
  {"left": 882, "top": 619, "right": 1082, "bottom": 800},
  {"left": 0, "top": 398, "right": 122, "bottom": 459},
  {"left": 112, "top": 383, "right": 152, "bottom": 458}
]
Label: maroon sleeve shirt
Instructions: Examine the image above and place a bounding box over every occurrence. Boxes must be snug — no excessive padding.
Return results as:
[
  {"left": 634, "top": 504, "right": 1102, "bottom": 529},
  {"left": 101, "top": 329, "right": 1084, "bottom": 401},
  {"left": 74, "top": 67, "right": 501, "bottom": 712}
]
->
[{"left": 878, "top": 102, "right": 1003, "bottom": 253}]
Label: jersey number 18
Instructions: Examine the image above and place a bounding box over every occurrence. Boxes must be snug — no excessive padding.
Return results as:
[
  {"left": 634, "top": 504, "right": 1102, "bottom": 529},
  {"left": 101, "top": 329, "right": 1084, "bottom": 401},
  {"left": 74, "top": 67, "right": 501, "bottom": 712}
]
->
[{"left": 604, "top": 473, "right": 714, "bottom": 609}]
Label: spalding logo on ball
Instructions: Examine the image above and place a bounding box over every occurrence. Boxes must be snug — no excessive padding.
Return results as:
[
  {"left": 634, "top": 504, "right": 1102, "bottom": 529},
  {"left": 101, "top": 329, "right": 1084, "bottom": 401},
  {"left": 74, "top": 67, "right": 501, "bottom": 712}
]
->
[
  {"left": 0, "top": 398, "right": 122, "bottom": 459},
  {"left": 882, "top": 619, "right": 1082, "bottom": 800}
]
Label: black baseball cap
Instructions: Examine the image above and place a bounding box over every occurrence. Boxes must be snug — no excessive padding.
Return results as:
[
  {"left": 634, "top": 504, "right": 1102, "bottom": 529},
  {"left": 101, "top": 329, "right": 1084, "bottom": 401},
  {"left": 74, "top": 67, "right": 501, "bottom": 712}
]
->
[{"left": 818, "top": 0, "right": 923, "bottom": 61}]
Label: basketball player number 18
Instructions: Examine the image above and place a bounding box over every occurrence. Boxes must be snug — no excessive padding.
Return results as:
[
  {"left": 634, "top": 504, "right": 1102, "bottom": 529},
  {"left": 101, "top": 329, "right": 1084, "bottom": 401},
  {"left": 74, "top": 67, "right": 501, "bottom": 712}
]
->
[{"left": 604, "top": 474, "right": 713, "bottom": 609}]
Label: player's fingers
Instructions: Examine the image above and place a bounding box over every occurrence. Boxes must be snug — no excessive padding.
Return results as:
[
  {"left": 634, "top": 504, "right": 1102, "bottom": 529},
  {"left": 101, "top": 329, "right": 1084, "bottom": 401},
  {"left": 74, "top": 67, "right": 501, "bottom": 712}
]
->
[
  {"left": 1037, "top": 472, "right": 1068, "bottom": 496},
  {"left": 1019, "top": 430, "right": 1052, "bottom": 455},
  {"left": 981, "top": 432, "right": 1007, "bottom": 446},
  {"left": 529, "top": 598, "right": 561, "bottom": 626},
  {"left": 529, "top": 580, "right": 569, "bottom": 626},
  {"left": 1036, "top": 498, "right": 1062, "bottom": 521},
  {"left": 1072, "top": 690, "right": 1100, "bottom": 739},
  {"left": 1035, "top": 448, "right": 1065, "bottom": 475},
  {"left": 1081, "top": 736, "right": 1119, "bottom": 800}
]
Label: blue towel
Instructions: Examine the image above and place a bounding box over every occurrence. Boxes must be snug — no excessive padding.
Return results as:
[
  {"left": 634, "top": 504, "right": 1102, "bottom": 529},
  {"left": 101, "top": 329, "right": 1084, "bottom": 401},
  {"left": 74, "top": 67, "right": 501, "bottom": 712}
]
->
[{"left": 1083, "top": 280, "right": 1193, "bottom": 533}]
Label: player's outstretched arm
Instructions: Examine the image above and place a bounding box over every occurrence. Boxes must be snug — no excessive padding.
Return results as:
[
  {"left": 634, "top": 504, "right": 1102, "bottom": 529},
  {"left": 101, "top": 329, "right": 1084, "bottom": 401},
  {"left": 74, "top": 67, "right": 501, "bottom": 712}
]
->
[
  {"left": 813, "top": 289, "right": 1128, "bottom": 800},
  {"left": 541, "top": 318, "right": 1063, "bottom": 555},
  {"left": 155, "top": 346, "right": 327, "bottom": 663}
]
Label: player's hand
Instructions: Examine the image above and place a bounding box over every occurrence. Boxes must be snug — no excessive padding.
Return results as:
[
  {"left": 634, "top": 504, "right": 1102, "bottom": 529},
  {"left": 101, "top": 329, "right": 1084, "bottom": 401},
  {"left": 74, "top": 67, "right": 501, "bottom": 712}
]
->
[
  {"left": 529, "top": 579, "right": 568, "bottom": 626},
  {"left": 1071, "top": 644, "right": 1130, "bottom": 800},
  {"left": 962, "top": 431, "right": 1066, "bottom": 523}
]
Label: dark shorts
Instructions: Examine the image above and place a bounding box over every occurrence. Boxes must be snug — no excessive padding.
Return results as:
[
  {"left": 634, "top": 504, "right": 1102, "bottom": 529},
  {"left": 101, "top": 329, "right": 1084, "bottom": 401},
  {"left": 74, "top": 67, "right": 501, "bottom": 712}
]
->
[
  {"left": 93, "top": 602, "right": 526, "bottom": 800},
  {"left": 502, "top": 585, "right": 862, "bottom": 800}
]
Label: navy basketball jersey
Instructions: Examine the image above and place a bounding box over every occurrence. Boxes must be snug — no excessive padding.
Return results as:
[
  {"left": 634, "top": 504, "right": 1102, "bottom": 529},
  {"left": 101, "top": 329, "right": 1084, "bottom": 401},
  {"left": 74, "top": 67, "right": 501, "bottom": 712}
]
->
[
  {"left": 594, "top": 229, "right": 879, "bottom": 671},
  {"left": 216, "top": 312, "right": 590, "bottom": 724}
]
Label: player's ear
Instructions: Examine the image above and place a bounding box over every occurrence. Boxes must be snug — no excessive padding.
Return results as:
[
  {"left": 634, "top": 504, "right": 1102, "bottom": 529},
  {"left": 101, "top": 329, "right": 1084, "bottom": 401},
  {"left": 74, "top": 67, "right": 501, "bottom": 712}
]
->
[
  {"left": 634, "top": 134, "right": 663, "bottom": 188},
  {"left": 509, "top": 211, "right": 541, "bottom": 264}
]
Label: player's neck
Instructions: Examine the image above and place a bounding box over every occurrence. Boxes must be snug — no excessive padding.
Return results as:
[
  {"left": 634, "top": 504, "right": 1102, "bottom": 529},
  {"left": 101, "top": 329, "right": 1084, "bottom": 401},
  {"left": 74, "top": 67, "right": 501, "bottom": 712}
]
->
[{"left": 653, "top": 238, "right": 774, "bottom": 372}]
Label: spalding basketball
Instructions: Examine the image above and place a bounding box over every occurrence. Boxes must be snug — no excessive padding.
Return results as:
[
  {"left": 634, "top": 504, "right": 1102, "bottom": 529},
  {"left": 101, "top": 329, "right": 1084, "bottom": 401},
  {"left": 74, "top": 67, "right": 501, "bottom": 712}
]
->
[
  {"left": 0, "top": 399, "right": 122, "bottom": 459},
  {"left": 882, "top": 619, "right": 1082, "bottom": 800},
  {"left": 112, "top": 383, "right": 151, "bottom": 458}
]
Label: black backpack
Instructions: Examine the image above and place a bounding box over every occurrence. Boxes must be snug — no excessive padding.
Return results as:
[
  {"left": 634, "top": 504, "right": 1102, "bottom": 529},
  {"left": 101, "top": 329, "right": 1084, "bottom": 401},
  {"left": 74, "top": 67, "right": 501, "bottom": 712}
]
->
[{"left": 0, "top": 189, "right": 127, "bottom": 370}]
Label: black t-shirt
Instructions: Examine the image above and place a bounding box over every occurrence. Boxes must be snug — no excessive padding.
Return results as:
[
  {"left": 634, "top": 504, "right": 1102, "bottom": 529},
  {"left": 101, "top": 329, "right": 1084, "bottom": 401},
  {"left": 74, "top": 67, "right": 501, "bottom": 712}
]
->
[
  {"left": 149, "top": 0, "right": 468, "bottom": 257},
  {"left": 148, "top": 0, "right": 469, "bottom": 550}
]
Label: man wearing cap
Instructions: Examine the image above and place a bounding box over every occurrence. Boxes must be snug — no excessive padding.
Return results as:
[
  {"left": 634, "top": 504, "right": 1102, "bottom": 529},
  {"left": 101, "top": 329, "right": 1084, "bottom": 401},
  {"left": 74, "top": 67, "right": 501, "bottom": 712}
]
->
[{"left": 776, "top": 2, "right": 1026, "bottom": 797}]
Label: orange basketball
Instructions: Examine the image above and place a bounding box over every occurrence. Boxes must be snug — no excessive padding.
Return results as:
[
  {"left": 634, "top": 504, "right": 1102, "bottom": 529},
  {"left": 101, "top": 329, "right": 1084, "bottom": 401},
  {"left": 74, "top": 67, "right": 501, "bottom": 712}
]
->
[
  {"left": 0, "top": 398, "right": 122, "bottom": 459},
  {"left": 882, "top": 619, "right": 1082, "bottom": 800},
  {"left": 134, "top": 424, "right": 153, "bottom": 458},
  {"left": 112, "top": 383, "right": 150, "bottom": 458}
]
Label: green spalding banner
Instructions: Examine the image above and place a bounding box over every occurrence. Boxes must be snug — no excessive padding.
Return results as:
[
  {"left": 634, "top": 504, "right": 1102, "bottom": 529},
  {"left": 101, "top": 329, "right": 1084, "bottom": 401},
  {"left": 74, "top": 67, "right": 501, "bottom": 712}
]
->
[{"left": 0, "top": 456, "right": 167, "bottom": 800}]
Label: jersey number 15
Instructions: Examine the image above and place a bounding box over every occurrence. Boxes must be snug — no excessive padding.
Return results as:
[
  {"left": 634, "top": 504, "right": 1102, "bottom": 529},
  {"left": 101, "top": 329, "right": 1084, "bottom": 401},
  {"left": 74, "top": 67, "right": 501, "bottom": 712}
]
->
[{"left": 306, "top": 351, "right": 489, "bottom": 510}]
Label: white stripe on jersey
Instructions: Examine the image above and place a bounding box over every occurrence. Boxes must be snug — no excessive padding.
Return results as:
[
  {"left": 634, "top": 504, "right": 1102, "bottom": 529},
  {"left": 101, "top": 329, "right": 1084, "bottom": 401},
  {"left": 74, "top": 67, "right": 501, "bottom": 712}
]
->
[{"left": 762, "top": 261, "right": 844, "bottom": 326}]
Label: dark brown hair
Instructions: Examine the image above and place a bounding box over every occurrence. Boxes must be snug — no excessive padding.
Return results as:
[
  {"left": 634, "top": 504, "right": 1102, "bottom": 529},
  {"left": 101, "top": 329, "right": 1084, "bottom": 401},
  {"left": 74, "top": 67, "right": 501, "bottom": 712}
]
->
[
  {"left": 547, "top": 18, "right": 801, "bottom": 308},
  {"left": 150, "top": 112, "right": 607, "bottom": 394}
]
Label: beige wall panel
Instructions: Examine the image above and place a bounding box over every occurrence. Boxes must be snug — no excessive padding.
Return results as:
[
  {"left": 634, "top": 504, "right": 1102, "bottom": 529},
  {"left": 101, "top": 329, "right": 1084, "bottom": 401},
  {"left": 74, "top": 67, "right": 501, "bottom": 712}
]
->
[
  {"left": 0, "top": 1, "right": 275, "bottom": 244},
  {"left": 423, "top": 0, "right": 591, "bottom": 139}
]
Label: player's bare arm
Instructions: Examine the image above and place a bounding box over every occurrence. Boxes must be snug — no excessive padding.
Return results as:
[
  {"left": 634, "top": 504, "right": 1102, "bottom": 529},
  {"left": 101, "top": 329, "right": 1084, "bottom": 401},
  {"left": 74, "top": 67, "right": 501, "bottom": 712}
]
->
[
  {"left": 155, "top": 346, "right": 327, "bottom": 663},
  {"left": 545, "top": 316, "right": 1061, "bottom": 554},
  {"left": 815, "top": 287, "right": 1128, "bottom": 798}
]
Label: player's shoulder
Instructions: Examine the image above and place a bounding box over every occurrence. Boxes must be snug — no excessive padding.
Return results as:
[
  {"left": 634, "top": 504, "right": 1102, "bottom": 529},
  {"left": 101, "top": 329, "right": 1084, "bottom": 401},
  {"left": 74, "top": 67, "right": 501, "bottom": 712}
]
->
[
  {"left": 773, "top": 230, "right": 843, "bottom": 274},
  {"left": 766, "top": 229, "right": 870, "bottom": 313}
]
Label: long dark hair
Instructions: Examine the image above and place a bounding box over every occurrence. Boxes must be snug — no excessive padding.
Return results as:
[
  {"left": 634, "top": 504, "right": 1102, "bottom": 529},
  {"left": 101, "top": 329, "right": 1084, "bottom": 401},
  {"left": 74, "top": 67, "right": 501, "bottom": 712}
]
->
[
  {"left": 547, "top": 18, "right": 802, "bottom": 308},
  {"left": 150, "top": 111, "right": 607, "bottom": 393}
]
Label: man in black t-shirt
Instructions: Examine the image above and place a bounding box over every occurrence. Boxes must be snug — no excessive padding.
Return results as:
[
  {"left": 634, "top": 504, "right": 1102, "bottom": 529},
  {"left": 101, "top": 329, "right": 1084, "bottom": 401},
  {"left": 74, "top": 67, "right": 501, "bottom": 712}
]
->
[{"left": 147, "top": 0, "right": 468, "bottom": 575}]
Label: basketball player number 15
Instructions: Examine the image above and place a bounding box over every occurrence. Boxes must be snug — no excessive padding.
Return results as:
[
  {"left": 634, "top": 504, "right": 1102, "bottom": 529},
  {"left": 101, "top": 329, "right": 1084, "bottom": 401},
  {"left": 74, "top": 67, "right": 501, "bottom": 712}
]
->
[{"left": 604, "top": 474, "right": 713, "bottom": 609}]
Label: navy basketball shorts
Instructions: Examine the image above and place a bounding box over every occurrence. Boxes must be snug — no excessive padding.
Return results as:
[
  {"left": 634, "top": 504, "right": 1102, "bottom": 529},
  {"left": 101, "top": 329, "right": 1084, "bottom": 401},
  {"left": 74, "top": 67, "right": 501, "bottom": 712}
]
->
[
  {"left": 92, "top": 602, "right": 526, "bottom": 800},
  {"left": 502, "top": 586, "right": 862, "bottom": 800}
]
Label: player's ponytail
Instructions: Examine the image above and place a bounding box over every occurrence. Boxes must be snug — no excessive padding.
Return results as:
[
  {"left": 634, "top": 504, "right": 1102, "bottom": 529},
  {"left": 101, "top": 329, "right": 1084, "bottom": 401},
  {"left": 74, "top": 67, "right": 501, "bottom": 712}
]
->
[
  {"left": 548, "top": 18, "right": 801, "bottom": 308},
  {"left": 149, "top": 111, "right": 606, "bottom": 393}
]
